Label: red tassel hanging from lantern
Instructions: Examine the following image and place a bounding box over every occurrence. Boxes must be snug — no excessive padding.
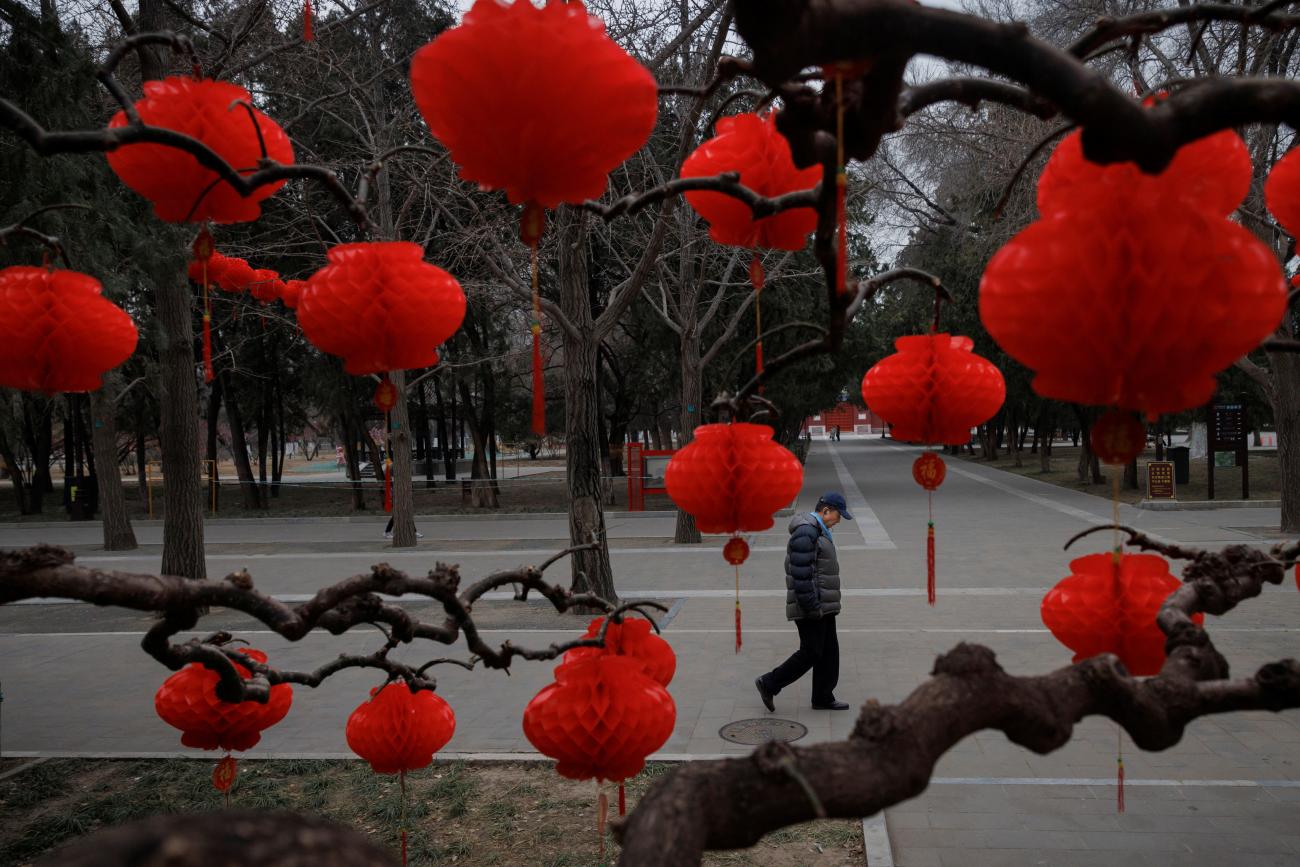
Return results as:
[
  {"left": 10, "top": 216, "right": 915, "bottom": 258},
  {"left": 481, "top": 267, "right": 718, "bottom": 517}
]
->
[
  {"left": 302, "top": 0, "right": 315, "bottom": 42},
  {"left": 191, "top": 227, "right": 216, "bottom": 384},
  {"left": 913, "top": 452, "right": 945, "bottom": 605},
  {"left": 373, "top": 378, "right": 398, "bottom": 514},
  {"left": 724, "top": 536, "right": 749, "bottom": 652}
]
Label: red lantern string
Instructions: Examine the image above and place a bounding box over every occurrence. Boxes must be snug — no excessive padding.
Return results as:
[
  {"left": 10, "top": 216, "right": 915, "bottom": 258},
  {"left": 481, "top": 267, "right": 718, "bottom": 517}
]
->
[
  {"left": 303, "top": 0, "right": 315, "bottom": 42},
  {"left": 618, "top": 781, "right": 626, "bottom": 816},
  {"left": 192, "top": 227, "right": 215, "bottom": 384},
  {"left": 597, "top": 783, "right": 609, "bottom": 858},
  {"left": 521, "top": 203, "right": 546, "bottom": 437},
  {"left": 912, "top": 453, "right": 945, "bottom": 605},
  {"left": 1117, "top": 725, "right": 1126, "bottom": 813},
  {"left": 724, "top": 535, "right": 749, "bottom": 653}
]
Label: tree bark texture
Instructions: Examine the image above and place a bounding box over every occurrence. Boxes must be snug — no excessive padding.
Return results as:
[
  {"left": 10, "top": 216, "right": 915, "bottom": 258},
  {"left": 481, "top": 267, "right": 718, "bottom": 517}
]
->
[
  {"left": 155, "top": 272, "right": 205, "bottom": 581},
  {"left": 89, "top": 376, "right": 137, "bottom": 550},
  {"left": 389, "top": 369, "right": 417, "bottom": 547},
  {"left": 1273, "top": 350, "right": 1300, "bottom": 532},
  {"left": 220, "top": 367, "right": 261, "bottom": 511},
  {"left": 675, "top": 327, "right": 703, "bottom": 543}
]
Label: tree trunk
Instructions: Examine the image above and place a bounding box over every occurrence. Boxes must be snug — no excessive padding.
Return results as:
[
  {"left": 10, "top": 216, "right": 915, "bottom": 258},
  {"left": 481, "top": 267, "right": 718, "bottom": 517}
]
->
[
  {"left": 155, "top": 272, "right": 206, "bottom": 580},
  {"left": 340, "top": 415, "right": 365, "bottom": 511},
  {"left": 558, "top": 207, "right": 617, "bottom": 604},
  {"left": 135, "top": 397, "right": 149, "bottom": 507},
  {"left": 419, "top": 379, "right": 436, "bottom": 488},
  {"left": 1037, "top": 406, "right": 1053, "bottom": 473},
  {"left": 0, "top": 423, "right": 31, "bottom": 514},
  {"left": 206, "top": 373, "right": 222, "bottom": 515},
  {"left": 389, "top": 369, "right": 418, "bottom": 546},
  {"left": 1274, "top": 351, "right": 1300, "bottom": 532},
  {"left": 675, "top": 328, "right": 702, "bottom": 543},
  {"left": 89, "top": 376, "right": 137, "bottom": 550},
  {"left": 219, "top": 367, "right": 262, "bottom": 511},
  {"left": 457, "top": 379, "right": 499, "bottom": 509}
]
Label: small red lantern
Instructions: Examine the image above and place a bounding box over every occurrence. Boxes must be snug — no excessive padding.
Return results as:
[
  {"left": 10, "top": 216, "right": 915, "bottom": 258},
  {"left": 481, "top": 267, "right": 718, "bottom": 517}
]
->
[
  {"left": 563, "top": 617, "right": 676, "bottom": 687},
  {"left": 280, "top": 278, "right": 307, "bottom": 309},
  {"left": 298, "top": 242, "right": 466, "bottom": 375},
  {"left": 1090, "top": 410, "right": 1146, "bottom": 466},
  {"left": 215, "top": 255, "right": 256, "bottom": 293},
  {"left": 523, "top": 655, "right": 675, "bottom": 783},
  {"left": 1041, "top": 552, "right": 1202, "bottom": 677},
  {"left": 346, "top": 681, "right": 456, "bottom": 774},
  {"left": 982, "top": 128, "right": 1285, "bottom": 418},
  {"left": 154, "top": 648, "right": 293, "bottom": 752},
  {"left": 1265, "top": 148, "right": 1300, "bottom": 238},
  {"left": 912, "top": 452, "right": 946, "bottom": 491},
  {"left": 723, "top": 536, "right": 750, "bottom": 565},
  {"left": 681, "top": 113, "right": 820, "bottom": 252},
  {"left": 248, "top": 269, "right": 282, "bottom": 304},
  {"left": 0, "top": 267, "right": 138, "bottom": 393},
  {"left": 107, "top": 77, "right": 295, "bottom": 224},
  {"left": 861, "top": 334, "right": 1006, "bottom": 446},
  {"left": 409, "top": 0, "right": 657, "bottom": 209},
  {"left": 664, "top": 422, "right": 803, "bottom": 535},
  {"left": 373, "top": 379, "right": 399, "bottom": 412}
]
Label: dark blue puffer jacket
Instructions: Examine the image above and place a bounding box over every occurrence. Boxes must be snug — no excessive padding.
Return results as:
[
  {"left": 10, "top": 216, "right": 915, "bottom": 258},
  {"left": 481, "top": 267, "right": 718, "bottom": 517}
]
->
[{"left": 784, "top": 512, "right": 841, "bottom": 620}]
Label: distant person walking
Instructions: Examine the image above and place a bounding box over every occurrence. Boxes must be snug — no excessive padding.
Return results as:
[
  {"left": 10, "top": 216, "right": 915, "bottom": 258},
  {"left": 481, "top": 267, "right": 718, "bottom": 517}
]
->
[{"left": 755, "top": 492, "right": 851, "bottom": 711}]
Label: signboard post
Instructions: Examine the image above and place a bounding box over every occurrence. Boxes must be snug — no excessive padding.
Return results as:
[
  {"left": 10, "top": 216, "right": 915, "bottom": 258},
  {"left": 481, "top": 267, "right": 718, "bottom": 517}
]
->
[
  {"left": 1207, "top": 403, "right": 1249, "bottom": 500},
  {"left": 1146, "top": 461, "right": 1175, "bottom": 501}
]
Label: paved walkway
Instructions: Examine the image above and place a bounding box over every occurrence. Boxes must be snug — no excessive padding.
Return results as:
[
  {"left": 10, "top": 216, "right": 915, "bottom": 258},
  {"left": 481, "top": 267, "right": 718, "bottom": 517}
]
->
[{"left": 2, "top": 439, "right": 1298, "bottom": 865}]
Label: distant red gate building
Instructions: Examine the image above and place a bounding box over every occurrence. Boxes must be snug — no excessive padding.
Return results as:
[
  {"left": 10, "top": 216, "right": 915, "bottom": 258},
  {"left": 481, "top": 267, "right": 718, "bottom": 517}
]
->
[{"left": 802, "top": 402, "right": 884, "bottom": 436}]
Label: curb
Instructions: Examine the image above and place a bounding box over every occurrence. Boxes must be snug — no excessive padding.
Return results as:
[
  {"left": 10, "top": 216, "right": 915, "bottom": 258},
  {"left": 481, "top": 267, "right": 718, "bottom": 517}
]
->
[{"left": 1137, "top": 499, "right": 1281, "bottom": 511}]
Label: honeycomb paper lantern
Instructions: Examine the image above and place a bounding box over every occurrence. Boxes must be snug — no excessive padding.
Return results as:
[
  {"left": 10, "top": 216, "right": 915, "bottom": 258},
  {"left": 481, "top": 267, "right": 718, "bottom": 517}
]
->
[
  {"left": 1041, "top": 553, "right": 1203, "bottom": 677},
  {"left": 409, "top": 0, "right": 657, "bottom": 208},
  {"left": 107, "top": 77, "right": 295, "bottom": 224},
  {"left": 216, "top": 255, "right": 257, "bottom": 293},
  {"left": 681, "top": 112, "right": 820, "bottom": 251},
  {"left": 297, "top": 241, "right": 466, "bottom": 375},
  {"left": 523, "top": 656, "right": 675, "bottom": 782},
  {"left": 248, "top": 269, "right": 282, "bottom": 304},
  {"left": 154, "top": 648, "right": 293, "bottom": 752},
  {"left": 280, "top": 278, "right": 307, "bottom": 309},
  {"left": 1265, "top": 147, "right": 1300, "bottom": 238},
  {"left": 563, "top": 617, "right": 676, "bottom": 687},
  {"left": 982, "top": 129, "right": 1285, "bottom": 418},
  {"left": 0, "top": 266, "right": 138, "bottom": 393},
  {"left": 346, "top": 681, "right": 456, "bottom": 774},
  {"left": 861, "top": 334, "right": 1006, "bottom": 445},
  {"left": 664, "top": 422, "right": 803, "bottom": 535}
]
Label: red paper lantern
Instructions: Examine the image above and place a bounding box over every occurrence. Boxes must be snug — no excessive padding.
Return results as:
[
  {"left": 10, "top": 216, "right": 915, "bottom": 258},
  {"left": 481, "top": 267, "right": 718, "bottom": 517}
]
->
[
  {"left": 982, "top": 129, "right": 1285, "bottom": 418},
  {"left": 0, "top": 267, "right": 138, "bottom": 393},
  {"left": 107, "top": 77, "right": 295, "bottom": 224},
  {"left": 1265, "top": 147, "right": 1300, "bottom": 238},
  {"left": 861, "top": 334, "right": 1006, "bottom": 445},
  {"left": 280, "top": 278, "right": 307, "bottom": 309},
  {"left": 723, "top": 536, "right": 750, "bottom": 565},
  {"left": 912, "top": 452, "right": 946, "bottom": 491},
  {"left": 248, "top": 269, "right": 282, "bottom": 304},
  {"left": 373, "top": 379, "right": 399, "bottom": 412},
  {"left": 523, "top": 656, "right": 675, "bottom": 782},
  {"left": 154, "top": 648, "right": 293, "bottom": 751},
  {"left": 410, "top": 0, "right": 657, "bottom": 209},
  {"left": 1041, "top": 553, "right": 1203, "bottom": 677},
  {"left": 216, "top": 255, "right": 256, "bottom": 293},
  {"left": 681, "top": 113, "right": 820, "bottom": 250},
  {"left": 563, "top": 617, "right": 676, "bottom": 687},
  {"left": 1090, "top": 410, "right": 1146, "bottom": 466},
  {"left": 346, "top": 681, "right": 456, "bottom": 774},
  {"left": 664, "top": 422, "right": 803, "bottom": 535},
  {"left": 298, "top": 242, "right": 466, "bottom": 375}
]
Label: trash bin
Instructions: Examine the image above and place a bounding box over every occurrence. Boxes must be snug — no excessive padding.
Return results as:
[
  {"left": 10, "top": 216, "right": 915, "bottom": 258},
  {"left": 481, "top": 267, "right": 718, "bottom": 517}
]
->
[{"left": 1169, "top": 446, "right": 1190, "bottom": 485}]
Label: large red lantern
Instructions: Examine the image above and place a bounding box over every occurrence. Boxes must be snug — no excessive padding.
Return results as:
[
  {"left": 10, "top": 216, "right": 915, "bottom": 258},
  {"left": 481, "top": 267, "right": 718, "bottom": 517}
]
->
[
  {"left": 154, "top": 648, "right": 293, "bottom": 752},
  {"left": 0, "top": 266, "right": 138, "bottom": 393},
  {"left": 298, "top": 242, "right": 466, "bottom": 375},
  {"left": 523, "top": 656, "right": 674, "bottom": 783},
  {"left": 1041, "top": 552, "right": 1202, "bottom": 677},
  {"left": 682, "top": 113, "right": 820, "bottom": 252},
  {"left": 107, "top": 77, "right": 295, "bottom": 224},
  {"left": 346, "top": 681, "right": 456, "bottom": 774},
  {"left": 410, "top": 0, "right": 657, "bottom": 209},
  {"left": 1265, "top": 147, "right": 1300, "bottom": 238},
  {"left": 861, "top": 334, "right": 1006, "bottom": 446},
  {"left": 563, "top": 617, "right": 676, "bottom": 687},
  {"left": 665, "top": 422, "right": 803, "bottom": 535},
  {"left": 981, "top": 128, "right": 1285, "bottom": 418},
  {"left": 665, "top": 422, "right": 802, "bottom": 651}
]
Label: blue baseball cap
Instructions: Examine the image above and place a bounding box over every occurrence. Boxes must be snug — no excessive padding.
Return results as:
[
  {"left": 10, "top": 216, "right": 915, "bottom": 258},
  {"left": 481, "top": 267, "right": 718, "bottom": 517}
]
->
[{"left": 818, "top": 492, "right": 853, "bottom": 520}]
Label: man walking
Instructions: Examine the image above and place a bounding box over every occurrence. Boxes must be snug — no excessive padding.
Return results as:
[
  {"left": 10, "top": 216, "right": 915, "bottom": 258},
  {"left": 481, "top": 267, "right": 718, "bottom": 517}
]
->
[{"left": 755, "top": 492, "right": 851, "bottom": 711}]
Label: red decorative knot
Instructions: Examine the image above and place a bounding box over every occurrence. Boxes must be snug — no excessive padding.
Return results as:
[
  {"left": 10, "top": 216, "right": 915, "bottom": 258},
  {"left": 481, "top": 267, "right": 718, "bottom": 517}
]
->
[
  {"left": 912, "top": 452, "right": 946, "bottom": 491},
  {"left": 298, "top": 242, "right": 466, "bottom": 375},
  {"left": 681, "top": 112, "right": 820, "bottom": 252},
  {"left": 664, "top": 422, "right": 804, "bottom": 535},
  {"left": 0, "top": 267, "right": 138, "bottom": 394},
  {"left": 373, "top": 379, "right": 399, "bottom": 413},
  {"left": 862, "top": 334, "right": 1006, "bottom": 446},
  {"left": 562, "top": 616, "right": 676, "bottom": 687},
  {"left": 346, "top": 681, "right": 456, "bottom": 774},
  {"left": 211, "top": 755, "right": 239, "bottom": 791},
  {"left": 1041, "top": 553, "right": 1204, "bottom": 676},
  {"left": 723, "top": 535, "right": 750, "bottom": 566},
  {"left": 1090, "top": 410, "right": 1146, "bottom": 466},
  {"left": 192, "top": 227, "right": 215, "bottom": 262},
  {"left": 107, "top": 77, "right": 294, "bottom": 224},
  {"left": 410, "top": 0, "right": 657, "bottom": 208},
  {"left": 981, "top": 125, "right": 1285, "bottom": 419}
]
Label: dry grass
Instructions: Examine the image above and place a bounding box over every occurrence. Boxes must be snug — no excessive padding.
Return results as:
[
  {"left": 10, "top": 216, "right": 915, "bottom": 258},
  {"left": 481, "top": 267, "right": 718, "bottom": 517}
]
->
[{"left": 0, "top": 759, "right": 863, "bottom": 866}]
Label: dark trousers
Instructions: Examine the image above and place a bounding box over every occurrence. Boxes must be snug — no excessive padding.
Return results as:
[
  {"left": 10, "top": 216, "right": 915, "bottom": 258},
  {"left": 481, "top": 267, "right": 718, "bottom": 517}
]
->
[{"left": 761, "top": 613, "right": 839, "bottom": 705}]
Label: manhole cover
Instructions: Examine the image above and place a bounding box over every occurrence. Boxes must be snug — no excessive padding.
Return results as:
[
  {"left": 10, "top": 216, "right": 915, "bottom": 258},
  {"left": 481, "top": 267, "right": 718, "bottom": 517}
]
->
[{"left": 718, "top": 718, "right": 807, "bottom": 745}]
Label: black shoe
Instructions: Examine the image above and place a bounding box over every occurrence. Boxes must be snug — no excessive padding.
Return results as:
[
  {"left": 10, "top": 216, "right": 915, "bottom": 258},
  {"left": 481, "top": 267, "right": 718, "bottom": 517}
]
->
[
  {"left": 812, "top": 700, "right": 850, "bottom": 710},
  {"left": 755, "top": 677, "right": 775, "bottom": 713}
]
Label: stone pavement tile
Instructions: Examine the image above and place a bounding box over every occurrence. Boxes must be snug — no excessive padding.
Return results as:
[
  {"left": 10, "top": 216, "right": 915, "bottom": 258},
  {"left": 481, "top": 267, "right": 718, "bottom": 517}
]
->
[
  {"left": 886, "top": 810, "right": 931, "bottom": 830},
  {"left": 935, "top": 848, "right": 1057, "bottom": 867},
  {"left": 1018, "top": 812, "right": 1121, "bottom": 832},
  {"left": 1071, "top": 831, "right": 1193, "bottom": 852},
  {"left": 924, "top": 812, "right": 1023, "bottom": 831},
  {"left": 893, "top": 828, "right": 989, "bottom": 850},
  {"left": 978, "top": 829, "right": 1089, "bottom": 850},
  {"left": 894, "top": 846, "right": 943, "bottom": 866}
]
